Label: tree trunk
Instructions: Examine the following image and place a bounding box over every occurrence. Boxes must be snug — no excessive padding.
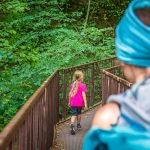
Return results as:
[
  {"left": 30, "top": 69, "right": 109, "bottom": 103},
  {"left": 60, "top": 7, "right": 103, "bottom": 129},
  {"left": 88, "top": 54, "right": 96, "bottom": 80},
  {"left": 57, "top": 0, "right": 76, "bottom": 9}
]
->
[{"left": 84, "top": 0, "right": 91, "bottom": 30}]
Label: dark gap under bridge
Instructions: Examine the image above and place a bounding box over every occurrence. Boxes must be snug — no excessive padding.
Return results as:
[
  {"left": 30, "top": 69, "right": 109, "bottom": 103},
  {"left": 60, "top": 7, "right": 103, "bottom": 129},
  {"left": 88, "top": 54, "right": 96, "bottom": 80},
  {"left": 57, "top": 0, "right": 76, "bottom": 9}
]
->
[{"left": 0, "top": 57, "right": 132, "bottom": 150}]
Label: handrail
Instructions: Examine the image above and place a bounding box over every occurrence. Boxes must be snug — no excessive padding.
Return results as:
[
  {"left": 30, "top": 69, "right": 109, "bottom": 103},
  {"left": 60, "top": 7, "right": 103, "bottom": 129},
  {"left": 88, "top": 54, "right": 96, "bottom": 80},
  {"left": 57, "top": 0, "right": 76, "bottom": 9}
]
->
[
  {"left": 0, "top": 71, "right": 59, "bottom": 150},
  {"left": 102, "top": 66, "right": 132, "bottom": 104},
  {"left": 59, "top": 57, "right": 116, "bottom": 71},
  {"left": 0, "top": 57, "right": 116, "bottom": 150},
  {"left": 103, "top": 65, "right": 132, "bottom": 87},
  {"left": 58, "top": 57, "right": 116, "bottom": 120}
]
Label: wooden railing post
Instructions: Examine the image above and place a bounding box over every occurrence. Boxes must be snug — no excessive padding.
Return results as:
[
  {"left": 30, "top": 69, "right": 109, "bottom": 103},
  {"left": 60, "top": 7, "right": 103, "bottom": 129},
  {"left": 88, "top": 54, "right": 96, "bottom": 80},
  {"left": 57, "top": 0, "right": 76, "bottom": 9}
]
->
[
  {"left": 102, "top": 66, "right": 132, "bottom": 103},
  {"left": 89, "top": 64, "right": 94, "bottom": 106},
  {"left": 0, "top": 72, "right": 59, "bottom": 150}
]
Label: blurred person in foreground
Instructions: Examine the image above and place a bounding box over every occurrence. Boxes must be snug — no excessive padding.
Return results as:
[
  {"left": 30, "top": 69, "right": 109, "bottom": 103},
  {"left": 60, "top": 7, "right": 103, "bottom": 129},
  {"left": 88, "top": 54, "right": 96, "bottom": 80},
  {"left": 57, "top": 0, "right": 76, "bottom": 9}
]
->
[{"left": 83, "top": 0, "right": 150, "bottom": 150}]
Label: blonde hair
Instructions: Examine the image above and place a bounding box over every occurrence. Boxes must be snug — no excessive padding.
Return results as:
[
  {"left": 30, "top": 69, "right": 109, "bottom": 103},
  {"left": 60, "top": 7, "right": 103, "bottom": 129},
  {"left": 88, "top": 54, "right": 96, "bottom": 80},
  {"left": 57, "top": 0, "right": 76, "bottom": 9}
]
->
[{"left": 70, "top": 70, "right": 84, "bottom": 97}]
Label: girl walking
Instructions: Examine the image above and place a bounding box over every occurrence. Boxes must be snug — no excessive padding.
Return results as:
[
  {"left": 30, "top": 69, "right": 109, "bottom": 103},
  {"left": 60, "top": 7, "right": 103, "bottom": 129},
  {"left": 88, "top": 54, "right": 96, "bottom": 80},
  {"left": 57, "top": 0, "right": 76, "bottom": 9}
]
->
[{"left": 68, "top": 70, "right": 87, "bottom": 135}]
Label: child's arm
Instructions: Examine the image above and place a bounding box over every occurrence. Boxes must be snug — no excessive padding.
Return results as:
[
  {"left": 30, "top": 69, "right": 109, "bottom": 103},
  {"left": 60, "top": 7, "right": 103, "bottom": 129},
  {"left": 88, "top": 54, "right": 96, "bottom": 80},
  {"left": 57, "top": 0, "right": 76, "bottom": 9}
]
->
[
  {"left": 68, "top": 92, "right": 71, "bottom": 107},
  {"left": 82, "top": 92, "right": 88, "bottom": 109}
]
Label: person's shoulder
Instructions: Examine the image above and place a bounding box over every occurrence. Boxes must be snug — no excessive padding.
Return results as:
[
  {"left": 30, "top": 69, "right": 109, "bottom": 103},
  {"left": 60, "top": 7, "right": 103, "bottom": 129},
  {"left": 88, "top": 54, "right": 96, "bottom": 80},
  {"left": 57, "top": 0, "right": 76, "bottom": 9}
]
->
[
  {"left": 80, "top": 82, "right": 86, "bottom": 87},
  {"left": 79, "top": 82, "right": 87, "bottom": 92}
]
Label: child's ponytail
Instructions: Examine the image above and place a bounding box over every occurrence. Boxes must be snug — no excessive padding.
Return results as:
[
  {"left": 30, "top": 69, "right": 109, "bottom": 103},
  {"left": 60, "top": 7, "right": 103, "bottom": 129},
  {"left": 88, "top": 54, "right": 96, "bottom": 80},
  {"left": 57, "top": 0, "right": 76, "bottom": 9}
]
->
[
  {"left": 70, "top": 70, "right": 83, "bottom": 97},
  {"left": 70, "top": 80, "right": 79, "bottom": 97}
]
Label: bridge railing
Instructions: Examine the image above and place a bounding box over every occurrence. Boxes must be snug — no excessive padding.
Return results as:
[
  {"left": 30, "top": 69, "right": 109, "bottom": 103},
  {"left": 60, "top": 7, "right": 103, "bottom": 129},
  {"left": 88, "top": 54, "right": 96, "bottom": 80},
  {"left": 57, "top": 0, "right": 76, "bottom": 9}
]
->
[
  {"left": 58, "top": 57, "right": 116, "bottom": 120},
  {"left": 102, "top": 66, "right": 132, "bottom": 104},
  {"left": 0, "top": 72, "right": 59, "bottom": 150},
  {"left": 0, "top": 57, "right": 116, "bottom": 150}
]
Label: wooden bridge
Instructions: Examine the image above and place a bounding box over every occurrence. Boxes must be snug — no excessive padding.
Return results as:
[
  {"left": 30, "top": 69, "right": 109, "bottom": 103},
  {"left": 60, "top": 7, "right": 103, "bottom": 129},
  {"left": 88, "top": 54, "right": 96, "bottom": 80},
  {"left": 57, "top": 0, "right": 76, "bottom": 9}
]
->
[{"left": 0, "top": 57, "right": 132, "bottom": 150}]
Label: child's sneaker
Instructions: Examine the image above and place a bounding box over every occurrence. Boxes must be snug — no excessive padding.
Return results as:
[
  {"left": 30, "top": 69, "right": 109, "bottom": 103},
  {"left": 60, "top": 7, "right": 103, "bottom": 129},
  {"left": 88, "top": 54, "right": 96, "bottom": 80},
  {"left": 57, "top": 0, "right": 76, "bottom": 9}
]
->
[
  {"left": 77, "top": 123, "right": 82, "bottom": 129},
  {"left": 70, "top": 124, "right": 75, "bottom": 135}
]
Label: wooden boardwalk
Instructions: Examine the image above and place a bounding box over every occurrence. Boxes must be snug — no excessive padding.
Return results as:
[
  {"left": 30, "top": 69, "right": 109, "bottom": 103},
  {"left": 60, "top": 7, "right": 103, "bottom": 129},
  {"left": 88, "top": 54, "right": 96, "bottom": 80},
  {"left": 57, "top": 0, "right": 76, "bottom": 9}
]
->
[{"left": 52, "top": 106, "right": 99, "bottom": 150}]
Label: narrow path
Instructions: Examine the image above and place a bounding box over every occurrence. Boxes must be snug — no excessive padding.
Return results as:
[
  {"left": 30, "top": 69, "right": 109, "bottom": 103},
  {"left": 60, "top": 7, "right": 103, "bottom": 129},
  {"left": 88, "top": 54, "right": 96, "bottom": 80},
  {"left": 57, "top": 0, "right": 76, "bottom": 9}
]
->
[{"left": 52, "top": 106, "right": 99, "bottom": 150}]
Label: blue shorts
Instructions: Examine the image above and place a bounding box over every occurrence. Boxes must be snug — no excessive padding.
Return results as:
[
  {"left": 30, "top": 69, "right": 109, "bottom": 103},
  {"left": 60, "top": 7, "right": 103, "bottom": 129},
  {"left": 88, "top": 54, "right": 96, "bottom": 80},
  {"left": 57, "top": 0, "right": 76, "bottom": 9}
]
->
[{"left": 71, "top": 107, "right": 83, "bottom": 116}]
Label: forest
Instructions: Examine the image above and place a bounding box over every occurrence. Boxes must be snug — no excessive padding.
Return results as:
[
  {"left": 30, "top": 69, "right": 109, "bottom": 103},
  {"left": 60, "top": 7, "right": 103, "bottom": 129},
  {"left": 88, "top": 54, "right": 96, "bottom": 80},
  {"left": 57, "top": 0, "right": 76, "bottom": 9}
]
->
[{"left": 0, "top": 0, "right": 130, "bottom": 131}]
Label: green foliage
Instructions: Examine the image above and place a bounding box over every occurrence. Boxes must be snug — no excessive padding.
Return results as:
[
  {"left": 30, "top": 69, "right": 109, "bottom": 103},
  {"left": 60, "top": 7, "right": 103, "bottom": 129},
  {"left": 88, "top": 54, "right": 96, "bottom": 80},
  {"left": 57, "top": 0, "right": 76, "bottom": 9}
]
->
[
  {"left": 63, "top": 0, "right": 130, "bottom": 27},
  {"left": 0, "top": 0, "right": 127, "bottom": 131},
  {"left": 1, "top": 1, "right": 28, "bottom": 15}
]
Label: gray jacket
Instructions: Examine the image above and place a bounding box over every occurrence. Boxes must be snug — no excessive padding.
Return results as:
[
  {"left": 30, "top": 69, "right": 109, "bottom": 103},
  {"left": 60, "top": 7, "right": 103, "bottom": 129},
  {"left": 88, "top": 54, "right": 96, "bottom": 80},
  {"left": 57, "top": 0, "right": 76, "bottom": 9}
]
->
[{"left": 108, "top": 76, "right": 150, "bottom": 131}]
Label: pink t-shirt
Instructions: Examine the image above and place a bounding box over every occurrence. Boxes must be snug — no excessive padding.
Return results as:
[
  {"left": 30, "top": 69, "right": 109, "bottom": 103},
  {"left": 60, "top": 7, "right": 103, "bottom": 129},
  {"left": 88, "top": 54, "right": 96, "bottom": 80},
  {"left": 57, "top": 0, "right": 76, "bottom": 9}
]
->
[{"left": 70, "top": 82, "right": 87, "bottom": 107}]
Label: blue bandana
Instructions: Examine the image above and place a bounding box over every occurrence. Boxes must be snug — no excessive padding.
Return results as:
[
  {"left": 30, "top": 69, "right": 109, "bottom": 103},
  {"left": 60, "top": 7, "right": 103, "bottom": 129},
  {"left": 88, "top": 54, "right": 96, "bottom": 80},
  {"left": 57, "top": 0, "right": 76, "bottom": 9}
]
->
[
  {"left": 83, "top": 126, "right": 150, "bottom": 150},
  {"left": 116, "top": 0, "right": 150, "bottom": 67}
]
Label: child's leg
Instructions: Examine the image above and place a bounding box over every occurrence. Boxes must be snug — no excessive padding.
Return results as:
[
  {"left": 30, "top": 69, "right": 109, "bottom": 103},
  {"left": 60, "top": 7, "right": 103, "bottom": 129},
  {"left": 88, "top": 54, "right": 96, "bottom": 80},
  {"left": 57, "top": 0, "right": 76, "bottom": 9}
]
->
[
  {"left": 71, "top": 116, "right": 76, "bottom": 125},
  {"left": 70, "top": 115, "right": 76, "bottom": 135},
  {"left": 77, "top": 115, "right": 81, "bottom": 124},
  {"left": 77, "top": 107, "right": 82, "bottom": 128},
  {"left": 70, "top": 107, "right": 77, "bottom": 125},
  {"left": 70, "top": 107, "right": 77, "bottom": 135},
  {"left": 77, "top": 115, "right": 82, "bottom": 129}
]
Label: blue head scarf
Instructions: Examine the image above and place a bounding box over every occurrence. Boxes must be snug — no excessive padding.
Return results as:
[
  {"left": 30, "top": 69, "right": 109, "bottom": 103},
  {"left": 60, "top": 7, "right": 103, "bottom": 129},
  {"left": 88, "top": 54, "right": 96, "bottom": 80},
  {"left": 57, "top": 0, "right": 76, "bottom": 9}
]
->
[
  {"left": 116, "top": 0, "right": 150, "bottom": 67},
  {"left": 83, "top": 126, "right": 150, "bottom": 150}
]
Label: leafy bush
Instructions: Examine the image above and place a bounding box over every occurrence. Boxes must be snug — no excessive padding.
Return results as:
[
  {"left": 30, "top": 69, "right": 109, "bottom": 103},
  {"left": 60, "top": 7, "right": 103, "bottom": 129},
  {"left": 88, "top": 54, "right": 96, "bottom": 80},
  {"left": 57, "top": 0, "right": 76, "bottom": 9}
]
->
[{"left": 0, "top": 0, "right": 118, "bottom": 131}]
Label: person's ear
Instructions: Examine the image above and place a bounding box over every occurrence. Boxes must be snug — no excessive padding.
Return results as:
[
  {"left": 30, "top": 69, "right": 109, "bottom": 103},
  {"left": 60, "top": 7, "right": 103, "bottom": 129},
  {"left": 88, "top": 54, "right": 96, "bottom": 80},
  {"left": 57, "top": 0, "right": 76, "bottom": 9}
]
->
[
  {"left": 120, "top": 62, "right": 125, "bottom": 67},
  {"left": 146, "top": 68, "right": 150, "bottom": 74}
]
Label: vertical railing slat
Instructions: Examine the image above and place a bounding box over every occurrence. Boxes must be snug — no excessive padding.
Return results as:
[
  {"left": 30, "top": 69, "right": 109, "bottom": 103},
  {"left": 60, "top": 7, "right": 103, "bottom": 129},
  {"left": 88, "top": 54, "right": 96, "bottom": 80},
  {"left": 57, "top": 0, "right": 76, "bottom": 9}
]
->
[
  {"left": 102, "top": 66, "right": 132, "bottom": 104},
  {"left": 89, "top": 64, "right": 94, "bottom": 106}
]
